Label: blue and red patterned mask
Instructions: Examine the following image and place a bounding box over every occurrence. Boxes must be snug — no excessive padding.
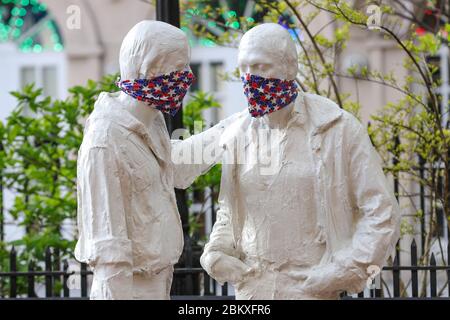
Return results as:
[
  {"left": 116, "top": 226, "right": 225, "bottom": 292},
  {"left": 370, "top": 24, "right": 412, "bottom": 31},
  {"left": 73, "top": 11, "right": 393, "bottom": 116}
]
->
[
  {"left": 116, "top": 69, "right": 195, "bottom": 116},
  {"left": 241, "top": 73, "right": 298, "bottom": 117}
]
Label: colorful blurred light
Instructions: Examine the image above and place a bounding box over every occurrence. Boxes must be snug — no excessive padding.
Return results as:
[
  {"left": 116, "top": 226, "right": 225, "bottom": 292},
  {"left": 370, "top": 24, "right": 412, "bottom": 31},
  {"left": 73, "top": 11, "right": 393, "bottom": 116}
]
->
[{"left": 1, "top": 0, "right": 64, "bottom": 52}]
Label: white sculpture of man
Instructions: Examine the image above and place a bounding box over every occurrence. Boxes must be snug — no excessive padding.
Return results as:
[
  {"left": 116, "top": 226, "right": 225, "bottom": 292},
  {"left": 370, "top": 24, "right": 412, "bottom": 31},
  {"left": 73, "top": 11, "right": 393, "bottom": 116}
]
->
[
  {"left": 74, "top": 20, "right": 228, "bottom": 300},
  {"left": 200, "top": 23, "right": 401, "bottom": 299}
]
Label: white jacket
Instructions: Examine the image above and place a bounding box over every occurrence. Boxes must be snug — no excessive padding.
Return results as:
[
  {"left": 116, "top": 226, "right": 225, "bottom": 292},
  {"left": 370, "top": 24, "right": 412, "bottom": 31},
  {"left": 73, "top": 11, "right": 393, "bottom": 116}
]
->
[
  {"left": 75, "top": 92, "right": 184, "bottom": 275},
  {"left": 201, "top": 92, "right": 401, "bottom": 298}
]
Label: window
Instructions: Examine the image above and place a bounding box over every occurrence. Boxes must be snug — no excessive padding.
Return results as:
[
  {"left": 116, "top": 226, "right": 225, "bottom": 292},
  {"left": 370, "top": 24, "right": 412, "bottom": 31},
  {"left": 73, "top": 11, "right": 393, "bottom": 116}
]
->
[
  {"left": 20, "top": 65, "right": 59, "bottom": 95},
  {"left": 42, "top": 66, "right": 57, "bottom": 97},
  {"left": 20, "top": 66, "right": 36, "bottom": 88}
]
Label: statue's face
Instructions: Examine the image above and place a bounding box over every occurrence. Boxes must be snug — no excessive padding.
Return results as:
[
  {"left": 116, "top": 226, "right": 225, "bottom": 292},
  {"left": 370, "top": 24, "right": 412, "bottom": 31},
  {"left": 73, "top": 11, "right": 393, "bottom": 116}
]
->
[
  {"left": 237, "top": 23, "right": 298, "bottom": 80},
  {"left": 238, "top": 38, "right": 287, "bottom": 80}
]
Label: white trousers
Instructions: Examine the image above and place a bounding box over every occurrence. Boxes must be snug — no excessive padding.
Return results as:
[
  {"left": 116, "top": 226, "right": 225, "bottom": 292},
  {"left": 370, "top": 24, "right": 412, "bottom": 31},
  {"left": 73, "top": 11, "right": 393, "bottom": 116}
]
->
[{"left": 90, "top": 265, "right": 173, "bottom": 300}]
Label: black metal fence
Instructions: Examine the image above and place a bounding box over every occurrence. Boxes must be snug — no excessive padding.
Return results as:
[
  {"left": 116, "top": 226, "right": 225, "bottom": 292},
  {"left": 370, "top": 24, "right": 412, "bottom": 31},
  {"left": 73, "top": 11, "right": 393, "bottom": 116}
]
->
[
  {"left": 344, "top": 239, "right": 450, "bottom": 299},
  {"left": 0, "top": 244, "right": 230, "bottom": 299},
  {"left": 0, "top": 238, "right": 449, "bottom": 299}
]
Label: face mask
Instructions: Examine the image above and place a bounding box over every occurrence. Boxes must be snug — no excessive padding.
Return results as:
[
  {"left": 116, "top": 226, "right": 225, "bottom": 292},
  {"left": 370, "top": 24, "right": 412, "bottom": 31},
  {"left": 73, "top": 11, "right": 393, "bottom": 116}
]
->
[
  {"left": 241, "top": 73, "right": 298, "bottom": 117},
  {"left": 116, "top": 69, "right": 195, "bottom": 116}
]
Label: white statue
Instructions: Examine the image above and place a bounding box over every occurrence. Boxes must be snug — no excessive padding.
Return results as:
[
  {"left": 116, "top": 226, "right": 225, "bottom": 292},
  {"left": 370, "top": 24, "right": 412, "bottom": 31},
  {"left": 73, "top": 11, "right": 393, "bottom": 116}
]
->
[
  {"left": 74, "top": 20, "right": 230, "bottom": 300},
  {"left": 200, "top": 23, "right": 401, "bottom": 300}
]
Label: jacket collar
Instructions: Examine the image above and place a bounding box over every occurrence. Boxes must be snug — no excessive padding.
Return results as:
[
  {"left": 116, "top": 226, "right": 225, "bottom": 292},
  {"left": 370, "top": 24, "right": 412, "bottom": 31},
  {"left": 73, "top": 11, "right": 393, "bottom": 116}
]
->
[
  {"left": 219, "top": 92, "right": 343, "bottom": 149},
  {"left": 297, "top": 92, "right": 343, "bottom": 135}
]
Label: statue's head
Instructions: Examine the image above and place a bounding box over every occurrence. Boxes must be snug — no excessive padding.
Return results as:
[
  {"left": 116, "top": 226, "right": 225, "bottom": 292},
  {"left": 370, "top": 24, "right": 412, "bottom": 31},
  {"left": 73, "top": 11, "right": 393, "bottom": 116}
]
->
[
  {"left": 119, "top": 20, "right": 190, "bottom": 80},
  {"left": 238, "top": 23, "right": 298, "bottom": 80}
]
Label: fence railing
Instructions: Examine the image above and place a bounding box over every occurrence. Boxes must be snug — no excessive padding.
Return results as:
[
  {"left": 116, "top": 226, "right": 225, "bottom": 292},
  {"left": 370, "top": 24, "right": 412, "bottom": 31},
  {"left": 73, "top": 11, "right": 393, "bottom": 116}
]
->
[
  {"left": 344, "top": 238, "right": 450, "bottom": 299},
  {"left": 0, "top": 245, "right": 230, "bottom": 299},
  {"left": 0, "top": 238, "right": 449, "bottom": 299}
]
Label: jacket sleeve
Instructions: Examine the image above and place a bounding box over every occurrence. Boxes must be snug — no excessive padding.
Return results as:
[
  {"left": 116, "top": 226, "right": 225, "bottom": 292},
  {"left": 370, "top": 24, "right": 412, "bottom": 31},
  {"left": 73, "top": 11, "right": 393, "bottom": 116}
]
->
[
  {"left": 76, "top": 146, "right": 133, "bottom": 299},
  {"left": 200, "top": 146, "right": 245, "bottom": 284},
  {"left": 171, "top": 111, "right": 245, "bottom": 189},
  {"left": 335, "top": 117, "right": 401, "bottom": 293},
  {"left": 200, "top": 201, "right": 238, "bottom": 260}
]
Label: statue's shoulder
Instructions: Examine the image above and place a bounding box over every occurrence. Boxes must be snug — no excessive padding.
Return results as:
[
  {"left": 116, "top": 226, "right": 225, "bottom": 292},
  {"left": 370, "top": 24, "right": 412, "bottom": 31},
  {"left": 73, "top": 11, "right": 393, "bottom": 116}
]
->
[
  {"left": 82, "top": 92, "right": 128, "bottom": 149},
  {"left": 301, "top": 92, "right": 340, "bottom": 111},
  {"left": 300, "top": 92, "right": 364, "bottom": 131}
]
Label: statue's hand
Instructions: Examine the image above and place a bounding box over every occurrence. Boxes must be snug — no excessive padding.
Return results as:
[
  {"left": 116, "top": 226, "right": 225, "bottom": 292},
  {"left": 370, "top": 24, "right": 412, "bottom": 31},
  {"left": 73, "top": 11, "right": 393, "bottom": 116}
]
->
[
  {"left": 300, "top": 263, "right": 344, "bottom": 299},
  {"left": 212, "top": 254, "right": 254, "bottom": 285}
]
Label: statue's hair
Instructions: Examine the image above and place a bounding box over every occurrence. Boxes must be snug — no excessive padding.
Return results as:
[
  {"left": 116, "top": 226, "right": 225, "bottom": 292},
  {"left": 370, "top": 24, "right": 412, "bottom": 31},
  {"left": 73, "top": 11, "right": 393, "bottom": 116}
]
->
[
  {"left": 119, "top": 20, "right": 189, "bottom": 79},
  {"left": 239, "top": 23, "right": 298, "bottom": 79}
]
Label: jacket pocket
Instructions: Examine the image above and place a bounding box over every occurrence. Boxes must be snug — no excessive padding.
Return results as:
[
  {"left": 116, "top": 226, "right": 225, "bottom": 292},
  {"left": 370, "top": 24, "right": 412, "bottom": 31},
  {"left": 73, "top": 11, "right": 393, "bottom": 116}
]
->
[{"left": 131, "top": 163, "right": 154, "bottom": 193}]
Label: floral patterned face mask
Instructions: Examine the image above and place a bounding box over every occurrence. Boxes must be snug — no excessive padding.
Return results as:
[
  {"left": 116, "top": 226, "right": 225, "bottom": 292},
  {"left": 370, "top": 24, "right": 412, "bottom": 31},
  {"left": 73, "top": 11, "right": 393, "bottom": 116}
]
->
[
  {"left": 241, "top": 73, "right": 298, "bottom": 117},
  {"left": 116, "top": 69, "right": 195, "bottom": 116}
]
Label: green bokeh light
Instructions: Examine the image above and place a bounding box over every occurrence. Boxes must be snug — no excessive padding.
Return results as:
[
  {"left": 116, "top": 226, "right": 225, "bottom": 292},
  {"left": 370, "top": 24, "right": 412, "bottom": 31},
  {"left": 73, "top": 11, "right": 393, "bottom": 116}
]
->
[
  {"left": 54, "top": 43, "right": 63, "bottom": 52},
  {"left": 15, "top": 18, "right": 24, "bottom": 27},
  {"left": 23, "top": 37, "right": 32, "bottom": 45},
  {"left": 200, "top": 38, "right": 216, "bottom": 47},
  {"left": 11, "top": 27, "right": 20, "bottom": 37},
  {"left": 32, "top": 43, "right": 42, "bottom": 52},
  {"left": 19, "top": 8, "right": 27, "bottom": 16},
  {"left": 227, "top": 10, "right": 236, "bottom": 18},
  {"left": 230, "top": 21, "right": 240, "bottom": 29},
  {"left": 1, "top": 0, "right": 64, "bottom": 52},
  {"left": 11, "top": 7, "right": 19, "bottom": 16}
]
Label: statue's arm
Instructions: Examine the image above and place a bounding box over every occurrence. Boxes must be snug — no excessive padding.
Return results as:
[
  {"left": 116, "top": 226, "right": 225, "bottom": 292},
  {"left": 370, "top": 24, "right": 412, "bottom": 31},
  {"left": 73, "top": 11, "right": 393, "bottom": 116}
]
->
[
  {"left": 171, "top": 111, "right": 245, "bottom": 189},
  {"left": 336, "top": 118, "right": 401, "bottom": 290},
  {"left": 303, "top": 117, "right": 401, "bottom": 297},
  {"left": 78, "top": 146, "right": 133, "bottom": 300}
]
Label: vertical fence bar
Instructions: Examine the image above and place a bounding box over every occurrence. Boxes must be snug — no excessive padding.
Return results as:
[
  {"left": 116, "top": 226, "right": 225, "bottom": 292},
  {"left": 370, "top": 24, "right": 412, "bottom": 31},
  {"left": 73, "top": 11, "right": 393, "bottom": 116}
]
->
[
  {"left": 430, "top": 253, "right": 437, "bottom": 297},
  {"left": 63, "top": 260, "right": 70, "bottom": 298},
  {"left": 375, "top": 273, "right": 382, "bottom": 297},
  {"left": 27, "top": 261, "right": 35, "bottom": 297},
  {"left": 370, "top": 285, "right": 376, "bottom": 298},
  {"left": 9, "top": 246, "right": 17, "bottom": 298},
  {"left": 53, "top": 248, "right": 60, "bottom": 297},
  {"left": 203, "top": 272, "right": 211, "bottom": 296},
  {"left": 411, "top": 239, "right": 419, "bottom": 297},
  {"left": 221, "top": 283, "right": 228, "bottom": 296},
  {"left": 418, "top": 155, "right": 426, "bottom": 254},
  {"left": 45, "top": 247, "right": 52, "bottom": 297},
  {"left": 80, "top": 262, "right": 87, "bottom": 298},
  {"left": 393, "top": 252, "right": 400, "bottom": 297},
  {"left": 184, "top": 236, "right": 194, "bottom": 295}
]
